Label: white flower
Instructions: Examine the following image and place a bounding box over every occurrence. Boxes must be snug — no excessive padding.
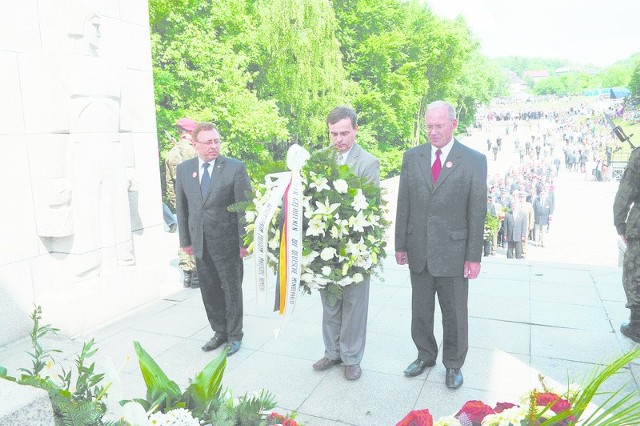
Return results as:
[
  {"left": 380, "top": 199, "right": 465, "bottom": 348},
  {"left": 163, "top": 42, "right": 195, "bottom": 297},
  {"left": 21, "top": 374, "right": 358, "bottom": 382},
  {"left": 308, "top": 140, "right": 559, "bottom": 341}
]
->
[
  {"left": 349, "top": 211, "right": 371, "bottom": 232},
  {"left": 302, "top": 250, "right": 320, "bottom": 266},
  {"left": 481, "top": 406, "right": 527, "bottom": 426},
  {"left": 330, "top": 226, "right": 341, "bottom": 239},
  {"left": 353, "top": 272, "right": 364, "bottom": 283},
  {"left": 333, "top": 179, "right": 348, "bottom": 193},
  {"left": 320, "top": 247, "right": 337, "bottom": 261},
  {"left": 339, "top": 276, "right": 354, "bottom": 286},
  {"left": 322, "top": 266, "right": 331, "bottom": 276},
  {"left": 315, "top": 197, "right": 341, "bottom": 217},
  {"left": 245, "top": 210, "right": 256, "bottom": 223},
  {"left": 306, "top": 218, "right": 325, "bottom": 237},
  {"left": 351, "top": 189, "right": 369, "bottom": 211},
  {"left": 309, "top": 175, "right": 330, "bottom": 191},
  {"left": 301, "top": 272, "right": 314, "bottom": 283},
  {"left": 434, "top": 415, "right": 462, "bottom": 426},
  {"left": 148, "top": 408, "right": 200, "bottom": 425}
]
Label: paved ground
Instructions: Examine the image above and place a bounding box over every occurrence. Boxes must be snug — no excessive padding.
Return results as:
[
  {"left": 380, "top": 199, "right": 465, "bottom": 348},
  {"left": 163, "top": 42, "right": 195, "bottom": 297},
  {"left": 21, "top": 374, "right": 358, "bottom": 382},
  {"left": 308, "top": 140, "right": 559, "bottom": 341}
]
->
[{"left": 1, "top": 120, "right": 639, "bottom": 425}]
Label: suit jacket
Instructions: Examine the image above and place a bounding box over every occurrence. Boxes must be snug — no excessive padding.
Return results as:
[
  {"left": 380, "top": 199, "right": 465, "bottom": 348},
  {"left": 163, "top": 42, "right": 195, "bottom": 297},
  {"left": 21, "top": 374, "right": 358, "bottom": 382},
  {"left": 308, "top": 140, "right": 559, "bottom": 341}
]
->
[
  {"left": 175, "top": 155, "right": 252, "bottom": 260},
  {"left": 395, "top": 139, "right": 487, "bottom": 276},
  {"left": 505, "top": 210, "right": 527, "bottom": 241},
  {"left": 533, "top": 195, "right": 552, "bottom": 225},
  {"left": 345, "top": 143, "right": 380, "bottom": 187}
]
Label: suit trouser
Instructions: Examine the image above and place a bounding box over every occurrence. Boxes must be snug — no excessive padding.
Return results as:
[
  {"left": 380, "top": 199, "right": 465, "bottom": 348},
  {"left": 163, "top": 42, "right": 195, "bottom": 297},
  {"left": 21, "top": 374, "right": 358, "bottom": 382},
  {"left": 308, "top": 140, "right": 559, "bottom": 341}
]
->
[
  {"left": 196, "top": 242, "right": 244, "bottom": 341},
  {"left": 410, "top": 269, "right": 468, "bottom": 369},
  {"left": 534, "top": 223, "right": 546, "bottom": 246},
  {"left": 507, "top": 241, "right": 523, "bottom": 259},
  {"left": 319, "top": 277, "right": 370, "bottom": 365}
]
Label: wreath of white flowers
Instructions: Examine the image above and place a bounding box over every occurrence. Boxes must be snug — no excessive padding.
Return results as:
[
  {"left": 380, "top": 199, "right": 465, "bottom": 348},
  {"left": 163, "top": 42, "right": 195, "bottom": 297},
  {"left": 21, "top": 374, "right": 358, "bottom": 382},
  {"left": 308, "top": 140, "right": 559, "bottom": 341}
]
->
[{"left": 243, "top": 148, "right": 388, "bottom": 302}]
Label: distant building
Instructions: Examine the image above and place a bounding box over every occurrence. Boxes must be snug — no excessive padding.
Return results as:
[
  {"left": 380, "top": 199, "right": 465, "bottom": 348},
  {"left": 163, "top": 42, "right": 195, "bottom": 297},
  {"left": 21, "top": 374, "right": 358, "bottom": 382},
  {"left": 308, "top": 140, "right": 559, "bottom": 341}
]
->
[
  {"left": 523, "top": 69, "right": 550, "bottom": 83},
  {"left": 555, "top": 66, "right": 572, "bottom": 75}
]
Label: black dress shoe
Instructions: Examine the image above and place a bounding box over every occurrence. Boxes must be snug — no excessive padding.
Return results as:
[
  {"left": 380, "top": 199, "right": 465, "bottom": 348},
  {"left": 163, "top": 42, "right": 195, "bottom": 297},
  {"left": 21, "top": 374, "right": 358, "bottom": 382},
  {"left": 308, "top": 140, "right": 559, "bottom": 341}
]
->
[
  {"left": 404, "top": 359, "right": 436, "bottom": 377},
  {"left": 445, "top": 368, "right": 463, "bottom": 389},
  {"left": 202, "top": 335, "right": 226, "bottom": 352},
  {"left": 225, "top": 340, "right": 241, "bottom": 356}
]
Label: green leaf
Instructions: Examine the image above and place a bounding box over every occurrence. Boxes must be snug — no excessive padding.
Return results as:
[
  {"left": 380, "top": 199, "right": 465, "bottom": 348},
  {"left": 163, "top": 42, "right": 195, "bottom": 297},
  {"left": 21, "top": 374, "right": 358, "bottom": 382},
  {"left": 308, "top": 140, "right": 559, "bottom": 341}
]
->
[
  {"left": 133, "top": 341, "right": 181, "bottom": 404},
  {"left": 184, "top": 347, "right": 228, "bottom": 414}
]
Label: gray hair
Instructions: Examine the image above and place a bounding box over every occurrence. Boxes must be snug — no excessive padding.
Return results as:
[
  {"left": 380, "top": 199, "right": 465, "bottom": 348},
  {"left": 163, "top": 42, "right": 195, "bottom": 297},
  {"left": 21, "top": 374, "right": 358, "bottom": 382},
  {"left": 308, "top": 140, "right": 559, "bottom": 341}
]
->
[{"left": 426, "top": 100, "right": 457, "bottom": 121}]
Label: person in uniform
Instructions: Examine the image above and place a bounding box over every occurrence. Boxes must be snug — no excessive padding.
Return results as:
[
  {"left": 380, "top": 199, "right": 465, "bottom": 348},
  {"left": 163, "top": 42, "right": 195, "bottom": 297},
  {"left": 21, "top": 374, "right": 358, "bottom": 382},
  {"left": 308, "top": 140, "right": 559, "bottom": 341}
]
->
[
  {"left": 165, "top": 118, "right": 200, "bottom": 288},
  {"left": 613, "top": 147, "right": 640, "bottom": 343}
]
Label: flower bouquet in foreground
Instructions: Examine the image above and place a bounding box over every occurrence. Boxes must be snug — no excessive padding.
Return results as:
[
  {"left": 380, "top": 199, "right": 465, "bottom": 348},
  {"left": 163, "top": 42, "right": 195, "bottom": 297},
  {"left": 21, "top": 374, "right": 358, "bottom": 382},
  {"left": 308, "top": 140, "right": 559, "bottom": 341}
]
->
[
  {"left": 240, "top": 147, "right": 388, "bottom": 304},
  {"left": 397, "top": 348, "right": 640, "bottom": 426},
  {"left": 1, "top": 306, "right": 300, "bottom": 425}
]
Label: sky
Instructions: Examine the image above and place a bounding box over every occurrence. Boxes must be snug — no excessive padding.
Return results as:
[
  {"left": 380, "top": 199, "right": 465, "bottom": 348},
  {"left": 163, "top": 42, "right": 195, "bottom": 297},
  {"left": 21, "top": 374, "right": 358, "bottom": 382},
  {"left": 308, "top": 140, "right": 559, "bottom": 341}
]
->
[{"left": 425, "top": 0, "right": 640, "bottom": 67}]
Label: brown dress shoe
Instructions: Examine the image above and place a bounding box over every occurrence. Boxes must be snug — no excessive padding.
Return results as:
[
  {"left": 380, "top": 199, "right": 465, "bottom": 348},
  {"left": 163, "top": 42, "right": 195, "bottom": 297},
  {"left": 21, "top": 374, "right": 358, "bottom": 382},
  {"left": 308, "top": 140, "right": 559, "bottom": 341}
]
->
[
  {"left": 344, "top": 364, "right": 362, "bottom": 380},
  {"left": 312, "top": 357, "right": 342, "bottom": 371}
]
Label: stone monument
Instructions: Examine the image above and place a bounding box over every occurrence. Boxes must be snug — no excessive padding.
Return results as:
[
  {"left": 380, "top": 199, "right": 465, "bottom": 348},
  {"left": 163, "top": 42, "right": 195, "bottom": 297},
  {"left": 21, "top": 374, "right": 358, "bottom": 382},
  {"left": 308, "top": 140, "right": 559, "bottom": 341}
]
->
[{"left": 0, "top": 0, "right": 174, "bottom": 344}]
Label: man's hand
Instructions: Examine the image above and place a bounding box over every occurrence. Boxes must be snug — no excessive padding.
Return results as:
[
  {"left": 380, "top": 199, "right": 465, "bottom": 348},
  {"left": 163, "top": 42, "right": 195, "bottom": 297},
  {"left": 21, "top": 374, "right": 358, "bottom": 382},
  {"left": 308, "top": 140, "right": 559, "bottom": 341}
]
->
[
  {"left": 239, "top": 247, "right": 249, "bottom": 258},
  {"left": 464, "top": 261, "right": 481, "bottom": 279},
  {"left": 183, "top": 246, "right": 193, "bottom": 256},
  {"left": 395, "top": 251, "right": 408, "bottom": 265}
]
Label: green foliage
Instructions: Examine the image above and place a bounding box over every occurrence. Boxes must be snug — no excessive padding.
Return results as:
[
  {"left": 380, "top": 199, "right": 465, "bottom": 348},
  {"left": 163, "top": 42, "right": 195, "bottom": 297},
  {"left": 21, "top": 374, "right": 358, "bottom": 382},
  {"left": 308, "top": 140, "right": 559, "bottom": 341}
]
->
[
  {"left": 1, "top": 306, "right": 111, "bottom": 426},
  {"left": 208, "top": 389, "right": 280, "bottom": 425},
  {"left": 18, "top": 305, "right": 61, "bottom": 377},
  {"left": 629, "top": 59, "right": 640, "bottom": 99},
  {"left": 540, "top": 347, "right": 640, "bottom": 425},
  {"left": 133, "top": 341, "right": 183, "bottom": 411},
  {"left": 484, "top": 213, "right": 500, "bottom": 239},
  {"left": 251, "top": 0, "right": 345, "bottom": 148}
]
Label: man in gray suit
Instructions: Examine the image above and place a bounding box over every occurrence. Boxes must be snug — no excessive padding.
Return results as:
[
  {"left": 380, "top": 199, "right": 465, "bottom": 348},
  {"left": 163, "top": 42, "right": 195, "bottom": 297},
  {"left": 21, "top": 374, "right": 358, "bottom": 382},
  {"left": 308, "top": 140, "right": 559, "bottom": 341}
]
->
[
  {"left": 505, "top": 197, "right": 527, "bottom": 259},
  {"left": 175, "top": 122, "right": 252, "bottom": 356},
  {"left": 395, "top": 100, "right": 487, "bottom": 389},
  {"left": 312, "top": 106, "right": 380, "bottom": 381}
]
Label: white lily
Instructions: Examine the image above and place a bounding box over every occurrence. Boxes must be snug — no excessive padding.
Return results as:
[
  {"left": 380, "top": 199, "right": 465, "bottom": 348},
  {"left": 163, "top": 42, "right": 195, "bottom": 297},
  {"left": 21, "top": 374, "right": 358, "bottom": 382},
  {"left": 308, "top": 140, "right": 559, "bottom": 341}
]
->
[
  {"left": 349, "top": 211, "right": 371, "bottom": 232},
  {"left": 351, "top": 189, "right": 369, "bottom": 211}
]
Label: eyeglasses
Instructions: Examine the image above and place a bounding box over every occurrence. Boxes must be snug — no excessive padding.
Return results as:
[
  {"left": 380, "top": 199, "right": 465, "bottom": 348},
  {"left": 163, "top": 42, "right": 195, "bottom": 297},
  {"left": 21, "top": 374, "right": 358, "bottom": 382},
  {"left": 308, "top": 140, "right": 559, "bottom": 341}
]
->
[{"left": 195, "top": 140, "right": 221, "bottom": 146}]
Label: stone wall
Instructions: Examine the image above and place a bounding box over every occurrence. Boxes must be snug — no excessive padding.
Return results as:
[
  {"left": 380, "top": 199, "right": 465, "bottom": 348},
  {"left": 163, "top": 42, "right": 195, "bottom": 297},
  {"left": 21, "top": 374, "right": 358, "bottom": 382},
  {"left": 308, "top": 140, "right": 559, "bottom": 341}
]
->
[{"left": 0, "top": 0, "right": 171, "bottom": 344}]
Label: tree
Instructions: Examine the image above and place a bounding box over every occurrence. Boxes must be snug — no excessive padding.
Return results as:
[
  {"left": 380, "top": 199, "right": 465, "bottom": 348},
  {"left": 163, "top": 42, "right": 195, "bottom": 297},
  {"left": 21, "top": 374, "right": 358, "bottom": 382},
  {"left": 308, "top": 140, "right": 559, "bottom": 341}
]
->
[
  {"left": 250, "top": 0, "right": 345, "bottom": 151},
  {"left": 150, "top": 0, "right": 288, "bottom": 173}
]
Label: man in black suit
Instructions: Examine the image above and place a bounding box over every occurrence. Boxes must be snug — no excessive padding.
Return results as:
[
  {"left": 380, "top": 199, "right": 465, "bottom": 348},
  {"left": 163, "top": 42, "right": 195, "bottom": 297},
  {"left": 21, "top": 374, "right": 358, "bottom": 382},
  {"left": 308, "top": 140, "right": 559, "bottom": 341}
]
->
[
  {"left": 175, "top": 122, "right": 252, "bottom": 356},
  {"left": 395, "top": 100, "right": 487, "bottom": 389}
]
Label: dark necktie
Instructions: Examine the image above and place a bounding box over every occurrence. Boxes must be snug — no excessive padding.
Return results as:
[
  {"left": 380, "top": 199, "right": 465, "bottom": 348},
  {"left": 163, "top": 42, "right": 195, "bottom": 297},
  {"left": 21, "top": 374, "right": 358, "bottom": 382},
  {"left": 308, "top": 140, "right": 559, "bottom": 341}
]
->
[
  {"left": 432, "top": 149, "right": 442, "bottom": 182},
  {"left": 201, "top": 162, "right": 211, "bottom": 197}
]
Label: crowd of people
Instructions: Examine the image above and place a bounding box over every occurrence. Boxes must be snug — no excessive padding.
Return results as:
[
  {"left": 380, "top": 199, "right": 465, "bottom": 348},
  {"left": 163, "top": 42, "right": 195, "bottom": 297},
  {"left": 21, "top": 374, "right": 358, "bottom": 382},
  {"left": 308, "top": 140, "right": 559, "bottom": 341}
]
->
[{"left": 478, "top": 97, "right": 628, "bottom": 260}]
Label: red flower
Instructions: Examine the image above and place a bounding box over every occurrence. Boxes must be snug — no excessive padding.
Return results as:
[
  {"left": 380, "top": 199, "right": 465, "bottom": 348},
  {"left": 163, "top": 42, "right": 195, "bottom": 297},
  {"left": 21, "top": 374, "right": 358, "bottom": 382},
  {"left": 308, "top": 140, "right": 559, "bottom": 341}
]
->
[
  {"left": 493, "top": 402, "right": 517, "bottom": 413},
  {"left": 267, "top": 412, "right": 298, "bottom": 425},
  {"left": 456, "top": 400, "right": 495, "bottom": 424},
  {"left": 396, "top": 409, "right": 433, "bottom": 426},
  {"left": 536, "top": 393, "right": 571, "bottom": 413}
]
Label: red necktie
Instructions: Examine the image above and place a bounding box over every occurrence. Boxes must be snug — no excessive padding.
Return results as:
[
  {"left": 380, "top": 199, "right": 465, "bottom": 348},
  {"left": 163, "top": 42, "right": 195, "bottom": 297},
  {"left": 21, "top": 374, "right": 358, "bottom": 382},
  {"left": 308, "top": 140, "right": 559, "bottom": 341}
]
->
[{"left": 432, "top": 149, "right": 442, "bottom": 182}]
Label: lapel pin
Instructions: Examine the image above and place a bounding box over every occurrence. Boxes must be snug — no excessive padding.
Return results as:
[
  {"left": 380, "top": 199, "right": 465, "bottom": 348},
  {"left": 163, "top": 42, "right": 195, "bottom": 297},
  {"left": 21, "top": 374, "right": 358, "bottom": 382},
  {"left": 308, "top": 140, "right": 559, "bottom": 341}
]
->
[
  {"left": 192, "top": 172, "right": 197, "bottom": 178},
  {"left": 446, "top": 161, "right": 453, "bottom": 168}
]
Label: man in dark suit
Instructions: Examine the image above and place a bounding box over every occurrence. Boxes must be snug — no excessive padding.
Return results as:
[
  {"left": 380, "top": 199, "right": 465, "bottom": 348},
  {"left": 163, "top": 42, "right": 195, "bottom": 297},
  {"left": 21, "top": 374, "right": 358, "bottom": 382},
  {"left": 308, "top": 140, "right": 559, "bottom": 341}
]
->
[
  {"left": 395, "top": 100, "right": 487, "bottom": 389},
  {"left": 175, "top": 122, "right": 252, "bottom": 356},
  {"left": 533, "top": 188, "right": 552, "bottom": 247},
  {"left": 312, "top": 106, "right": 380, "bottom": 381}
]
